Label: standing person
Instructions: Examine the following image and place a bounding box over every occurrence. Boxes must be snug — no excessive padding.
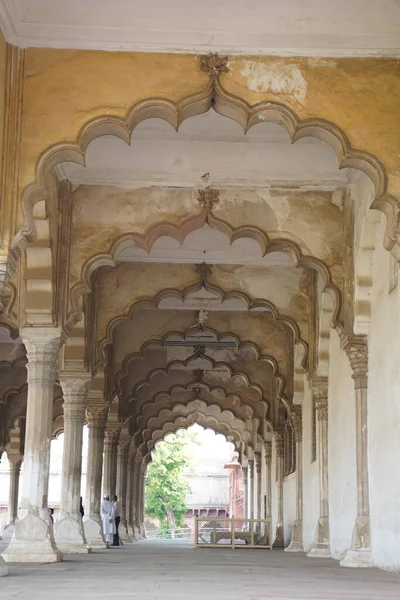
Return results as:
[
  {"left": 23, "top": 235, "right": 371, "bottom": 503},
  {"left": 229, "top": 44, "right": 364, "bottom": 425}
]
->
[
  {"left": 112, "top": 494, "right": 121, "bottom": 546},
  {"left": 101, "top": 494, "right": 115, "bottom": 548}
]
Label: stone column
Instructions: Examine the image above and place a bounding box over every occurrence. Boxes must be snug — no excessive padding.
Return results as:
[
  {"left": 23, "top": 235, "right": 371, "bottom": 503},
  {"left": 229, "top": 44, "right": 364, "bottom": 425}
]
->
[
  {"left": 83, "top": 404, "right": 108, "bottom": 548},
  {"left": 102, "top": 427, "right": 120, "bottom": 498},
  {"left": 126, "top": 444, "right": 136, "bottom": 539},
  {"left": 116, "top": 440, "right": 131, "bottom": 542},
  {"left": 139, "top": 467, "right": 147, "bottom": 538},
  {"left": 248, "top": 459, "right": 255, "bottom": 519},
  {"left": 286, "top": 406, "right": 304, "bottom": 552},
  {"left": 2, "top": 328, "right": 63, "bottom": 563},
  {"left": 340, "top": 338, "right": 373, "bottom": 568},
  {"left": 308, "top": 383, "right": 331, "bottom": 558},
  {"left": 55, "top": 378, "right": 91, "bottom": 554},
  {"left": 132, "top": 455, "right": 142, "bottom": 539},
  {"left": 273, "top": 431, "right": 284, "bottom": 548},
  {"left": 242, "top": 466, "right": 249, "bottom": 518},
  {"left": 263, "top": 442, "right": 272, "bottom": 519},
  {"left": 255, "top": 453, "right": 262, "bottom": 519},
  {"left": 2, "top": 455, "right": 22, "bottom": 540}
]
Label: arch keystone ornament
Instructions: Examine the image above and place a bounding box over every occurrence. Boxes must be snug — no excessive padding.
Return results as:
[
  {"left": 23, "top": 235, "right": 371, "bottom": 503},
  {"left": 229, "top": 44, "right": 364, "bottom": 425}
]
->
[{"left": 340, "top": 336, "right": 373, "bottom": 568}]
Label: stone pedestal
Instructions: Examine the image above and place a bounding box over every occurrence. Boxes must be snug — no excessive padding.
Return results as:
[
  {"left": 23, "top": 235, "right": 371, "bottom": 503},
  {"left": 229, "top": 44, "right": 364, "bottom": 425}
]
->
[
  {"left": 273, "top": 431, "right": 284, "bottom": 548},
  {"left": 83, "top": 404, "right": 108, "bottom": 549},
  {"left": 308, "top": 384, "right": 331, "bottom": 558},
  {"left": 55, "top": 378, "right": 91, "bottom": 554},
  {"left": 340, "top": 339, "right": 373, "bottom": 568},
  {"left": 2, "top": 329, "right": 63, "bottom": 563},
  {"left": 2, "top": 456, "right": 22, "bottom": 541},
  {"left": 0, "top": 556, "right": 8, "bottom": 577},
  {"left": 116, "top": 440, "right": 131, "bottom": 542},
  {"left": 286, "top": 407, "right": 304, "bottom": 552}
]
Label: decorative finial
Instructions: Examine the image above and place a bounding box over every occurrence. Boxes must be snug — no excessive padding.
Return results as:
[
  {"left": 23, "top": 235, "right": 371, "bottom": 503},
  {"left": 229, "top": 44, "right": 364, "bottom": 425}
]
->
[
  {"left": 195, "top": 262, "right": 212, "bottom": 281},
  {"left": 197, "top": 187, "right": 220, "bottom": 212},
  {"left": 200, "top": 53, "right": 229, "bottom": 80}
]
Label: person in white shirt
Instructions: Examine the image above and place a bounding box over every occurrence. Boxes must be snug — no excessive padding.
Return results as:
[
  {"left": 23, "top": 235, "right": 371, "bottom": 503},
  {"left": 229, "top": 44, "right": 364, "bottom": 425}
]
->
[
  {"left": 112, "top": 494, "right": 121, "bottom": 546},
  {"left": 101, "top": 494, "right": 115, "bottom": 548}
]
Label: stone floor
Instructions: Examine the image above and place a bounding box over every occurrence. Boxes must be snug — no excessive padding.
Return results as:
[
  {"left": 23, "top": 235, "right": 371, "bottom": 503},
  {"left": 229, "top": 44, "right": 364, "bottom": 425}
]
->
[{"left": 1, "top": 539, "right": 400, "bottom": 599}]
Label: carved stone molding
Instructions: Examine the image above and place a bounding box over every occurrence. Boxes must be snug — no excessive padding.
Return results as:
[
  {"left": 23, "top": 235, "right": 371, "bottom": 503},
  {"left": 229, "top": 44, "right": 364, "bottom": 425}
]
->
[
  {"left": 117, "top": 440, "right": 131, "bottom": 461},
  {"left": 194, "top": 262, "right": 212, "bottom": 282},
  {"left": 254, "top": 452, "right": 262, "bottom": 474},
  {"left": 60, "top": 378, "right": 91, "bottom": 402},
  {"left": 200, "top": 53, "right": 229, "bottom": 80},
  {"left": 104, "top": 426, "right": 121, "bottom": 448}
]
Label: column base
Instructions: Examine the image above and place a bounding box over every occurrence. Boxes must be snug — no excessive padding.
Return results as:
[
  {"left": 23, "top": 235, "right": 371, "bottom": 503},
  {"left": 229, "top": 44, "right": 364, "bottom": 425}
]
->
[
  {"left": 139, "top": 524, "right": 146, "bottom": 539},
  {"left": 0, "top": 556, "right": 8, "bottom": 577},
  {"left": 2, "top": 523, "right": 14, "bottom": 541},
  {"left": 285, "top": 519, "right": 304, "bottom": 552},
  {"left": 133, "top": 524, "right": 143, "bottom": 540},
  {"left": 83, "top": 515, "right": 106, "bottom": 549},
  {"left": 307, "top": 517, "right": 331, "bottom": 558},
  {"left": 340, "top": 516, "right": 373, "bottom": 568},
  {"left": 272, "top": 524, "right": 284, "bottom": 548},
  {"left": 55, "top": 514, "right": 91, "bottom": 554},
  {"left": 2, "top": 512, "right": 62, "bottom": 563},
  {"left": 127, "top": 524, "right": 137, "bottom": 541},
  {"left": 119, "top": 521, "right": 131, "bottom": 542}
]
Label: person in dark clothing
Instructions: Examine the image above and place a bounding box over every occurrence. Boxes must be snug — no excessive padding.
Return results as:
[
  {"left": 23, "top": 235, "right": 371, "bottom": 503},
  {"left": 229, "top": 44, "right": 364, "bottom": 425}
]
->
[
  {"left": 112, "top": 494, "right": 121, "bottom": 546},
  {"left": 80, "top": 497, "right": 84, "bottom": 518}
]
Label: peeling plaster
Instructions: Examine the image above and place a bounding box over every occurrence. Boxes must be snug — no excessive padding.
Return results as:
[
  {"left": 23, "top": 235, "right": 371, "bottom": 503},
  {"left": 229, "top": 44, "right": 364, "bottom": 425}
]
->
[{"left": 235, "top": 59, "right": 307, "bottom": 104}]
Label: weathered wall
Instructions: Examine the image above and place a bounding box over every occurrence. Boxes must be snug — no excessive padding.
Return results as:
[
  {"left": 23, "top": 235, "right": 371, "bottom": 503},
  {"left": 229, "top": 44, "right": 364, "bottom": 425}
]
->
[
  {"left": 328, "top": 330, "right": 357, "bottom": 559},
  {"left": 283, "top": 474, "right": 296, "bottom": 546},
  {"left": 301, "top": 377, "right": 320, "bottom": 551},
  {"left": 367, "top": 217, "right": 400, "bottom": 572}
]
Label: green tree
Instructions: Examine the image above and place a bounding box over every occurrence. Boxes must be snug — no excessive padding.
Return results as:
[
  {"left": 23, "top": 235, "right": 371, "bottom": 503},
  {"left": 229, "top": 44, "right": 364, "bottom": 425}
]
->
[{"left": 145, "top": 429, "right": 198, "bottom": 533}]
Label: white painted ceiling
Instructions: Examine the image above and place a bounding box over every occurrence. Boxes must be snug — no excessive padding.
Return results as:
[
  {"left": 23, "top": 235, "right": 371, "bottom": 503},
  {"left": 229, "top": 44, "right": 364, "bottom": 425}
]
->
[
  {"left": 1, "top": 0, "right": 399, "bottom": 55},
  {"left": 57, "top": 110, "right": 350, "bottom": 189}
]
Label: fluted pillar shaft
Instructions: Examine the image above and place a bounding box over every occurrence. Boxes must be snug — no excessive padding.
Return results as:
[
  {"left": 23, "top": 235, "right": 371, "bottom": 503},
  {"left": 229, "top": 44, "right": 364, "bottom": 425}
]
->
[
  {"left": 116, "top": 440, "right": 130, "bottom": 541},
  {"left": 286, "top": 406, "right": 304, "bottom": 552},
  {"left": 255, "top": 453, "right": 262, "bottom": 519},
  {"left": 103, "top": 427, "right": 120, "bottom": 497},
  {"left": 83, "top": 404, "right": 108, "bottom": 548},
  {"left": 248, "top": 459, "right": 255, "bottom": 519},
  {"left": 132, "top": 456, "right": 142, "bottom": 539},
  {"left": 242, "top": 466, "right": 249, "bottom": 518},
  {"left": 55, "top": 378, "right": 91, "bottom": 554},
  {"left": 273, "top": 431, "right": 284, "bottom": 548},
  {"left": 139, "top": 468, "right": 147, "bottom": 537},
  {"left": 8, "top": 458, "right": 22, "bottom": 524},
  {"left": 126, "top": 445, "right": 136, "bottom": 539},
  {"left": 341, "top": 338, "right": 373, "bottom": 567},
  {"left": 263, "top": 442, "right": 272, "bottom": 519},
  {"left": 3, "top": 328, "right": 63, "bottom": 564},
  {"left": 308, "top": 381, "right": 331, "bottom": 558}
]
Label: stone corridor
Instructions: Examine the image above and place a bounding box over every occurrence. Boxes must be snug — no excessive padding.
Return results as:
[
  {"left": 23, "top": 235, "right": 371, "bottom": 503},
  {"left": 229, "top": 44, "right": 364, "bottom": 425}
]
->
[{"left": 1, "top": 540, "right": 399, "bottom": 600}]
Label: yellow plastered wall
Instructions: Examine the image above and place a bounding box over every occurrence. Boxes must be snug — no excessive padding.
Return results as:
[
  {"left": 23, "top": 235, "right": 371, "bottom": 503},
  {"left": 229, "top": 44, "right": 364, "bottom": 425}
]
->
[{"left": 20, "top": 50, "right": 400, "bottom": 207}]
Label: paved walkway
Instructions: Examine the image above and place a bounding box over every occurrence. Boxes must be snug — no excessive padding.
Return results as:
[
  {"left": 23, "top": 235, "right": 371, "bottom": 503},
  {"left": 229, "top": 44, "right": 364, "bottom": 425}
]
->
[{"left": 1, "top": 539, "right": 399, "bottom": 599}]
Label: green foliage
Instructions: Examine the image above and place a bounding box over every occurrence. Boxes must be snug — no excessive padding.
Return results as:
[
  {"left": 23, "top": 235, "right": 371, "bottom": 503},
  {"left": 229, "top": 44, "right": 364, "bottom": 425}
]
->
[{"left": 145, "top": 429, "right": 198, "bottom": 528}]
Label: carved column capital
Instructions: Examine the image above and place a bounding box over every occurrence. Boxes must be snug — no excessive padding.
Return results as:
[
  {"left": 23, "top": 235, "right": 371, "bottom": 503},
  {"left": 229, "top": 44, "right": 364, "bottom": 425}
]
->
[
  {"left": 104, "top": 426, "right": 121, "bottom": 449},
  {"left": 21, "top": 327, "right": 62, "bottom": 384},
  {"left": 274, "top": 430, "right": 285, "bottom": 457},
  {"left": 61, "top": 378, "right": 91, "bottom": 420},
  {"left": 341, "top": 335, "right": 368, "bottom": 389},
  {"left": 290, "top": 405, "right": 303, "bottom": 442},
  {"left": 117, "top": 440, "right": 131, "bottom": 462},
  {"left": 263, "top": 441, "right": 272, "bottom": 465},
  {"left": 86, "top": 404, "right": 109, "bottom": 428}
]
